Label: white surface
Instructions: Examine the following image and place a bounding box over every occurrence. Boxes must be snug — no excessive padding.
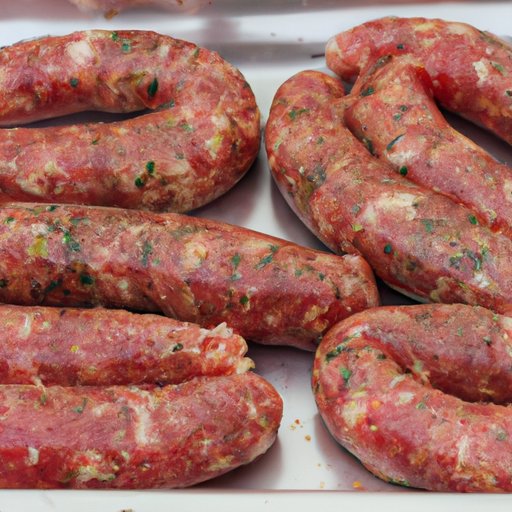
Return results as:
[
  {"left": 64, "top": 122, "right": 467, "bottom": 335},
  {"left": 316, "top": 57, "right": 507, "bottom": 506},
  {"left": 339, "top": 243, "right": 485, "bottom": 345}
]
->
[{"left": 1, "top": 1, "right": 512, "bottom": 510}]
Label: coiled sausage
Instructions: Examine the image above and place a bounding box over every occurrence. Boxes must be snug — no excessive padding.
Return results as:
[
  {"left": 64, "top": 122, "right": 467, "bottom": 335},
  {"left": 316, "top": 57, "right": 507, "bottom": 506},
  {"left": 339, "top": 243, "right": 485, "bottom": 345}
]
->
[
  {"left": 313, "top": 304, "right": 512, "bottom": 492},
  {"left": 0, "top": 30, "right": 260, "bottom": 212}
]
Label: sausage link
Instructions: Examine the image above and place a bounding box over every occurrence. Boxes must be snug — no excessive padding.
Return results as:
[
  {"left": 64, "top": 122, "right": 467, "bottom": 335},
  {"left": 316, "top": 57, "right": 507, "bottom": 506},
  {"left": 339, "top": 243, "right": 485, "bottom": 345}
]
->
[
  {"left": 0, "top": 30, "right": 260, "bottom": 212},
  {"left": 0, "top": 202, "right": 378, "bottom": 351},
  {"left": 326, "top": 16, "right": 512, "bottom": 145},
  {"left": 0, "top": 372, "right": 282, "bottom": 488},
  {"left": 265, "top": 70, "right": 512, "bottom": 311},
  {"left": 313, "top": 304, "right": 512, "bottom": 492},
  {"left": 344, "top": 55, "right": 512, "bottom": 237},
  {"left": 0, "top": 304, "right": 252, "bottom": 386}
]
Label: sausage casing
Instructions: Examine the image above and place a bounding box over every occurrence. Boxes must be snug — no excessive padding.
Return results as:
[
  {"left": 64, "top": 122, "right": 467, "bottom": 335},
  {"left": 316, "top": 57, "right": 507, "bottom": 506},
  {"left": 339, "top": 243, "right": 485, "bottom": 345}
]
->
[
  {"left": 0, "top": 202, "right": 379, "bottom": 350},
  {"left": 0, "top": 30, "right": 260, "bottom": 212}
]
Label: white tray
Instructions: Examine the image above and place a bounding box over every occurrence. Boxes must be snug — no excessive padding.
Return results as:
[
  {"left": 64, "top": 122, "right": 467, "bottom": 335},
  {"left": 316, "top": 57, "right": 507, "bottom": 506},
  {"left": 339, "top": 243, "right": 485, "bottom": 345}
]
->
[{"left": 1, "top": 1, "right": 512, "bottom": 510}]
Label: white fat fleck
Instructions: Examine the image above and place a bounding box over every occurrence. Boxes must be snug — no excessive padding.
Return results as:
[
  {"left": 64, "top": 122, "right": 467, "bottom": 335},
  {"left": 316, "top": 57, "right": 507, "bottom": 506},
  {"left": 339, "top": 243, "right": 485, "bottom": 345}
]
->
[
  {"left": 75, "top": 465, "right": 116, "bottom": 484},
  {"left": 389, "top": 374, "right": 406, "bottom": 389},
  {"left": 202, "top": 323, "right": 233, "bottom": 339},
  {"left": 134, "top": 406, "right": 153, "bottom": 445},
  {"left": 387, "top": 149, "right": 420, "bottom": 167},
  {"left": 503, "top": 180, "right": 512, "bottom": 202},
  {"left": 448, "top": 23, "right": 474, "bottom": 36},
  {"left": 26, "top": 447, "right": 39, "bottom": 466},
  {"left": 118, "top": 279, "right": 129, "bottom": 291},
  {"left": 414, "top": 21, "right": 437, "bottom": 32},
  {"left": 246, "top": 399, "right": 257, "bottom": 420},
  {"left": 342, "top": 400, "right": 367, "bottom": 428},
  {"left": 473, "top": 60, "right": 489, "bottom": 86},
  {"left": 471, "top": 272, "right": 491, "bottom": 290},
  {"left": 456, "top": 435, "right": 470, "bottom": 470},
  {"left": 361, "top": 192, "right": 419, "bottom": 224},
  {"left": 158, "top": 45, "right": 170, "bottom": 58},
  {"left": 18, "top": 314, "right": 33, "bottom": 339},
  {"left": 398, "top": 392, "right": 414, "bottom": 404},
  {"left": 264, "top": 313, "right": 278, "bottom": 327},
  {"left": 92, "top": 403, "right": 110, "bottom": 418},
  {"left": 66, "top": 40, "right": 95, "bottom": 66}
]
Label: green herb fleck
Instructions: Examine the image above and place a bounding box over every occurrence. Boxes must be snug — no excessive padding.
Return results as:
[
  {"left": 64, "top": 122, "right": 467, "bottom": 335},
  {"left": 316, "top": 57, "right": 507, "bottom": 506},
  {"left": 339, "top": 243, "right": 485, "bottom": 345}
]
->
[
  {"left": 146, "top": 161, "right": 155, "bottom": 175},
  {"left": 121, "top": 41, "right": 131, "bottom": 53},
  {"left": 289, "top": 108, "right": 310, "bottom": 120},
  {"left": 421, "top": 219, "right": 434, "bottom": 234},
  {"left": 416, "top": 401, "right": 427, "bottom": 410},
  {"left": 231, "top": 253, "right": 241, "bottom": 270},
  {"left": 39, "top": 392, "right": 47, "bottom": 406},
  {"left": 193, "top": 47, "right": 200, "bottom": 58},
  {"left": 340, "top": 367, "right": 352, "bottom": 385},
  {"left": 91, "top": 137, "right": 99, "bottom": 145},
  {"left": 172, "top": 343, "right": 184, "bottom": 352},
  {"left": 386, "top": 134, "right": 404, "bottom": 152},
  {"left": 4, "top": 216, "right": 14, "bottom": 224},
  {"left": 80, "top": 273, "right": 95, "bottom": 286},
  {"left": 383, "top": 243, "right": 393, "bottom": 254},
  {"left": 497, "top": 431, "right": 508, "bottom": 441},
  {"left": 111, "top": 31, "right": 119, "bottom": 41},
  {"left": 393, "top": 113, "right": 402, "bottom": 121},
  {"left": 317, "top": 136, "right": 325, "bottom": 145},
  {"left": 240, "top": 295, "right": 249, "bottom": 306},
  {"left": 180, "top": 122, "right": 194, "bottom": 132},
  {"left": 255, "top": 244, "right": 279, "bottom": 270},
  {"left": 147, "top": 77, "right": 159, "bottom": 99},
  {"left": 465, "top": 249, "right": 482, "bottom": 272},
  {"left": 468, "top": 214, "right": 478, "bottom": 225},
  {"left": 0, "top": 279, "right": 8, "bottom": 288},
  {"left": 491, "top": 61, "right": 505, "bottom": 74},
  {"left": 352, "top": 224, "right": 364, "bottom": 232},
  {"left": 399, "top": 166, "right": 408, "bottom": 176},
  {"left": 396, "top": 43, "right": 405, "bottom": 50},
  {"left": 141, "top": 241, "right": 153, "bottom": 268},
  {"left": 73, "top": 398, "right": 88, "bottom": 414},
  {"left": 69, "top": 78, "right": 79, "bottom": 88},
  {"left": 63, "top": 231, "right": 80, "bottom": 252},
  {"left": 134, "top": 176, "right": 145, "bottom": 188},
  {"left": 361, "top": 86, "right": 375, "bottom": 97},
  {"left": 362, "top": 137, "right": 375, "bottom": 155},
  {"left": 46, "top": 205, "right": 59, "bottom": 212},
  {"left": 175, "top": 152, "right": 185, "bottom": 160},
  {"left": 399, "top": 105, "right": 408, "bottom": 112},
  {"left": 45, "top": 280, "right": 62, "bottom": 293},
  {"left": 318, "top": 272, "right": 325, "bottom": 281},
  {"left": 306, "top": 165, "right": 326, "bottom": 188},
  {"left": 70, "top": 217, "right": 88, "bottom": 226}
]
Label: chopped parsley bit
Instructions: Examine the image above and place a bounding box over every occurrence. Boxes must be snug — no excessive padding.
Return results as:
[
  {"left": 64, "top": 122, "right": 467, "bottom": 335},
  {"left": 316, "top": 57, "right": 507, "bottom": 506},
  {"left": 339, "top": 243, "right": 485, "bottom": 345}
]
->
[
  {"left": 306, "top": 165, "right": 327, "bottom": 188},
  {"left": 134, "top": 176, "right": 145, "bottom": 188},
  {"left": 393, "top": 113, "right": 402, "bottom": 121},
  {"left": 45, "top": 280, "right": 62, "bottom": 293},
  {"left": 91, "top": 137, "right": 100, "bottom": 145},
  {"left": 317, "top": 136, "right": 325, "bottom": 145},
  {"left": 141, "top": 241, "right": 153, "bottom": 268},
  {"left": 172, "top": 343, "right": 184, "bottom": 352},
  {"left": 340, "top": 367, "right": 352, "bottom": 385},
  {"left": 288, "top": 108, "right": 310, "bottom": 120},
  {"left": 180, "top": 122, "right": 194, "bottom": 132},
  {"left": 193, "top": 47, "right": 200, "bottom": 58},
  {"left": 421, "top": 219, "right": 434, "bottom": 234},
  {"left": 294, "top": 268, "right": 304, "bottom": 277},
  {"left": 0, "top": 279, "right": 8, "bottom": 288},
  {"left": 456, "top": 327, "right": 464, "bottom": 336},
  {"left": 240, "top": 295, "right": 249, "bottom": 306},
  {"left": 491, "top": 61, "right": 505, "bottom": 74},
  {"left": 231, "top": 253, "right": 241, "bottom": 270},
  {"left": 383, "top": 243, "right": 393, "bottom": 254},
  {"left": 386, "top": 134, "right": 404, "bottom": 152},
  {"left": 4, "top": 217, "right": 14, "bottom": 224},
  {"left": 79, "top": 273, "right": 95, "bottom": 286},
  {"left": 46, "top": 205, "right": 59, "bottom": 212},
  {"left": 255, "top": 244, "right": 279, "bottom": 270},
  {"left": 351, "top": 204, "right": 361, "bottom": 214},
  {"left": 352, "top": 224, "right": 364, "bottom": 232},
  {"left": 70, "top": 217, "right": 88, "bottom": 226},
  {"left": 72, "top": 398, "right": 88, "bottom": 414},
  {"left": 396, "top": 43, "right": 405, "bottom": 50},
  {"left": 175, "top": 152, "right": 185, "bottom": 160},
  {"left": 361, "top": 86, "right": 375, "bottom": 97},
  {"left": 497, "top": 431, "right": 508, "bottom": 441},
  {"left": 399, "top": 105, "right": 408, "bottom": 112},
  {"left": 318, "top": 272, "right": 325, "bottom": 281},
  {"left": 147, "top": 77, "right": 159, "bottom": 99},
  {"left": 399, "top": 166, "right": 408, "bottom": 176},
  {"left": 146, "top": 161, "right": 155, "bottom": 175},
  {"left": 416, "top": 401, "right": 427, "bottom": 410},
  {"left": 468, "top": 214, "right": 478, "bottom": 225},
  {"left": 63, "top": 231, "right": 80, "bottom": 252},
  {"left": 111, "top": 31, "right": 119, "bottom": 41},
  {"left": 69, "top": 78, "right": 79, "bottom": 88},
  {"left": 483, "top": 336, "right": 492, "bottom": 346},
  {"left": 121, "top": 41, "right": 131, "bottom": 53},
  {"left": 466, "top": 249, "right": 482, "bottom": 271},
  {"left": 39, "top": 392, "right": 47, "bottom": 406}
]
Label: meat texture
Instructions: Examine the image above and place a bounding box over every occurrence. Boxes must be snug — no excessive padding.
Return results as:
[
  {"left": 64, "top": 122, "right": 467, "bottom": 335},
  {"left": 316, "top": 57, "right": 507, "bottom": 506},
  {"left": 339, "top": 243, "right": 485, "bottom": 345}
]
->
[
  {"left": 344, "top": 54, "right": 512, "bottom": 237},
  {"left": 326, "top": 16, "right": 512, "bottom": 145},
  {"left": 265, "top": 70, "right": 512, "bottom": 312},
  {"left": 0, "top": 304, "right": 252, "bottom": 386},
  {"left": 0, "top": 30, "right": 260, "bottom": 212},
  {"left": 0, "top": 373, "right": 282, "bottom": 488},
  {"left": 313, "top": 304, "right": 512, "bottom": 492},
  {"left": 0, "top": 202, "right": 379, "bottom": 350}
]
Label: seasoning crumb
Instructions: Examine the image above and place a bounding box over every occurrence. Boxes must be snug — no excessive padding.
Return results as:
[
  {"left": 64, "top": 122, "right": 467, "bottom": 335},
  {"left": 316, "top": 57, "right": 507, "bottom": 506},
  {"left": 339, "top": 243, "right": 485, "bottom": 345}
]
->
[
  {"left": 305, "top": 434, "right": 312, "bottom": 442},
  {"left": 353, "top": 480, "right": 364, "bottom": 490}
]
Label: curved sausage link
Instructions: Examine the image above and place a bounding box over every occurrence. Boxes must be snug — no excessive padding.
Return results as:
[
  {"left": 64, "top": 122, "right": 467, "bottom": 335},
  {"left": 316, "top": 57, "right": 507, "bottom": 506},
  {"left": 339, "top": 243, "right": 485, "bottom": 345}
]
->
[
  {"left": 0, "top": 30, "right": 260, "bottom": 212},
  {"left": 0, "top": 373, "right": 282, "bottom": 488},
  {"left": 0, "top": 202, "right": 378, "bottom": 351},
  {"left": 265, "top": 70, "right": 512, "bottom": 312},
  {"left": 0, "top": 304, "right": 253, "bottom": 386},
  {"left": 326, "top": 16, "right": 512, "bottom": 145},
  {"left": 344, "top": 54, "right": 512, "bottom": 237},
  {"left": 313, "top": 304, "right": 512, "bottom": 492}
]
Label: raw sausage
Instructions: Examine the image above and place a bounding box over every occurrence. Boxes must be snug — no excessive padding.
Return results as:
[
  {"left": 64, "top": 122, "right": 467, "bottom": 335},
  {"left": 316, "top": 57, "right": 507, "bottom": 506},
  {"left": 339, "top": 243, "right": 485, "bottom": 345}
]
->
[
  {"left": 344, "top": 54, "right": 512, "bottom": 237},
  {"left": 0, "top": 372, "right": 282, "bottom": 488},
  {"left": 0, "top": 202, "right": 378, "bottom": 351},
  {"left": 0, "top": 30, "right": 260, "bottom": 212},
  {"left": 326, "top": 16, "right": 512, "bottom": 145},
  {"left": 0, "top": 304, "right": 252, "bottom": 386},
  {"left": 265, "top": 70, "right": 512, "bottom": 311},
  {"left": 313, "top": 304, "right": 512, "bottom": 492}
]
